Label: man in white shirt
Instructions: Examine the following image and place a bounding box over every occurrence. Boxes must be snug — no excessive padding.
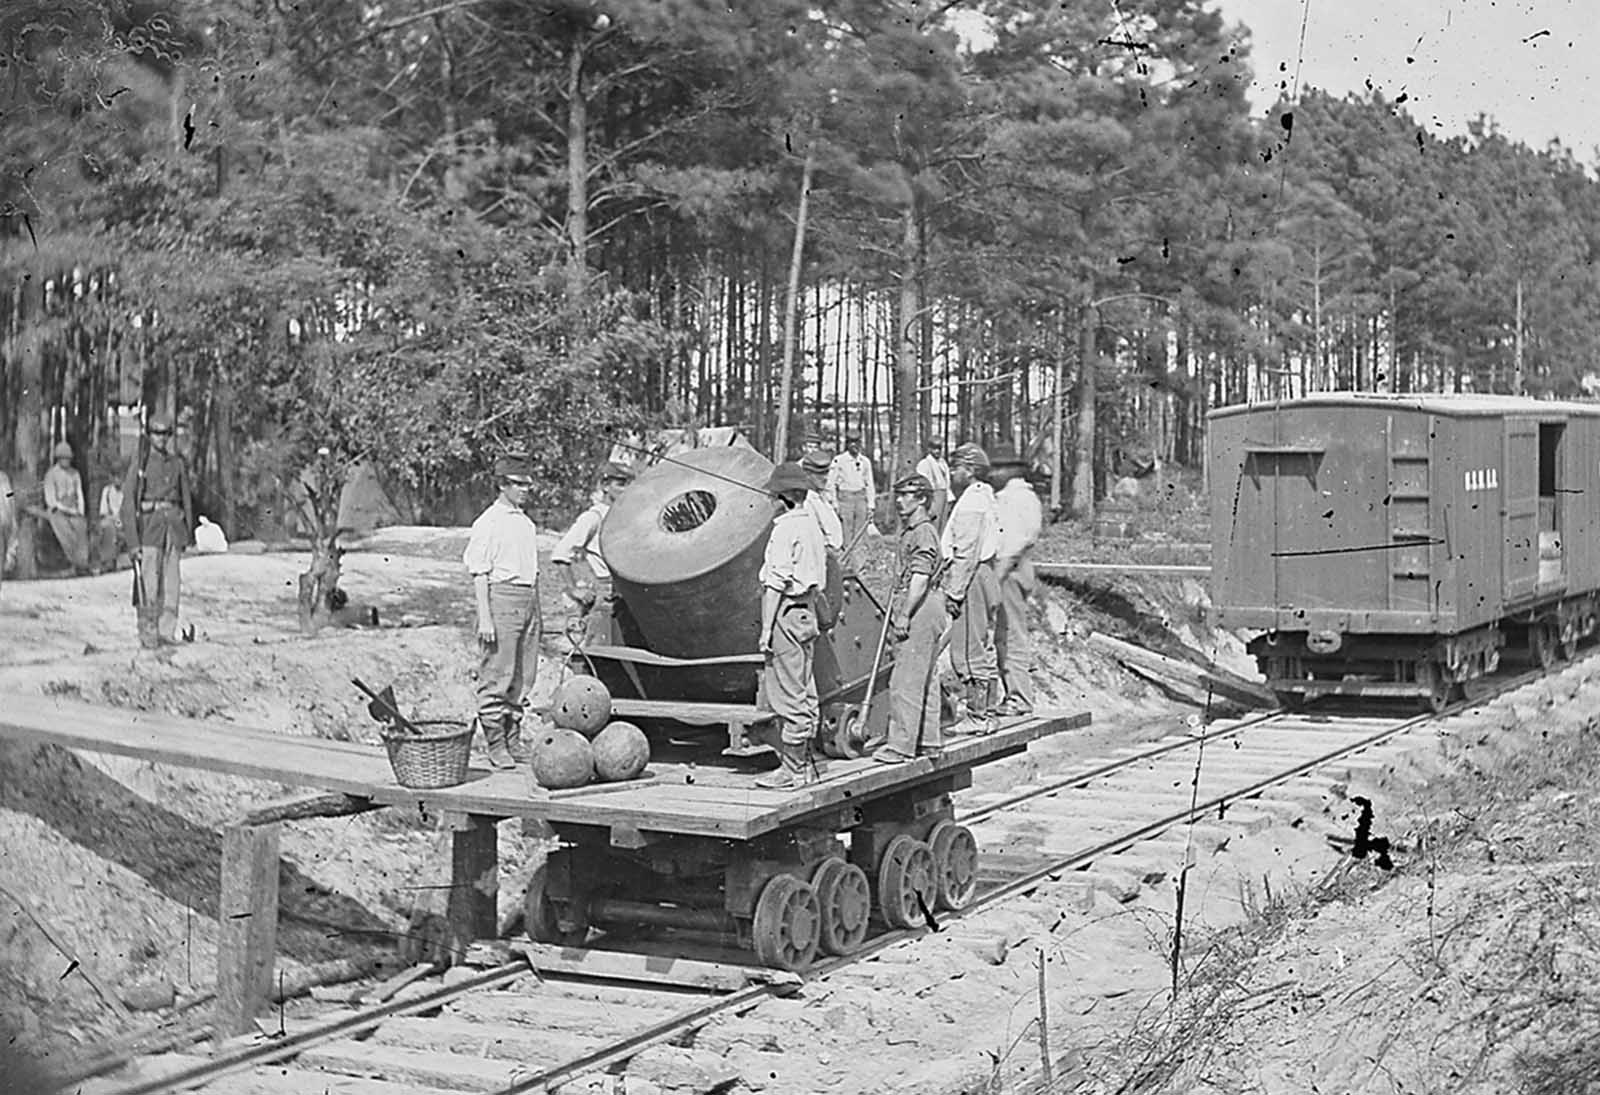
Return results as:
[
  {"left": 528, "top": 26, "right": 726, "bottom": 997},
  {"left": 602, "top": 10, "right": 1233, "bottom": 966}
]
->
[
  {"left": 756, "top": 461, "right": 828, "bottom": 789},
  {"left": 43, "top": 440, "right": 91, "bottom": 573},
  {"left": 916, "top": 440, "right": 952, "bottom": 530},
  {"left": 552, "top": 461, "right": 633, "bottom": 646},
  {"left": 827, "top": 435, "right": 875, "bottom": 574},
  {"left": 93, "top": 458, "right": 127, "bottom": 574},
  {"left": 940, "top": 442, "right": 1001, "bottom": 735},
  {"left": 990, "top": 449, "right": 1043, "bottom": 716},
  {"left": 801, "top": 447, "right": 844, "bottom": 631},
  {"left": 463, "top": 454, "right": 542, "bottom": 769}
]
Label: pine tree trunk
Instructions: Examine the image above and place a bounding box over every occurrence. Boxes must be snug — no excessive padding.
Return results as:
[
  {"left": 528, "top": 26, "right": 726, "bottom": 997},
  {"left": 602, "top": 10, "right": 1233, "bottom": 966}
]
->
[
  {"left": 895, "top": 203, "right": 921, "bottom": 477},
  {"left": 772, "top": 145, "right": 814, "bottom": 461},
  {"left": 564, "top": 34, "right": 590, "bottom": 317},
  {"left": 1071, "top": 290, "right": 1097, "bottom": 518}
]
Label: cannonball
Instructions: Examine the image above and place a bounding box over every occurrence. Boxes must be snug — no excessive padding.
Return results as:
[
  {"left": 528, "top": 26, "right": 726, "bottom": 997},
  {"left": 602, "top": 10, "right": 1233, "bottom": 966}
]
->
[
  {"left": 530, "top": 728, "right": 595, "bottom": 789},
  {"left": 591, "top": 720, "right": 650, "bottom": 782},
  {"left": 551, "top": 674, "right": 613, "bottom": 737}
]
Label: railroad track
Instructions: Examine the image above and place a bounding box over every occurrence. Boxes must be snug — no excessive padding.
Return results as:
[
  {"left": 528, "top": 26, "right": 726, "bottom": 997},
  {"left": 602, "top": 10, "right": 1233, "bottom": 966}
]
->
[{"left": 78, "top": 661, "right": 1572, "bottom": 1095}]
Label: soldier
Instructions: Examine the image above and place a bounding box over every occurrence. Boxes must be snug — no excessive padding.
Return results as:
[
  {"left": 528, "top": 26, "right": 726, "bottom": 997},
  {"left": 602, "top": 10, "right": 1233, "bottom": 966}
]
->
[
  {"left": 826, "top": 435, "right": 875, "bottom": 574},
  {"left": 93, "top": 457, "right": 127, "bottom": 574},
  {"left": 990, "top": 449, "right": 1043, "bottom": 716},
  {"left": 552, "top": 461, "right": 634, "bottom": 646},
  {"left": 120, "top": 416, "right": 194, "bottom": 649},
  {"left": 916, "top": 439, "right": 952, "bottom": 530},
  {"left": 755, "top": 461, "right": 828, "bottom": 789},
  {"left": 800, "top": 447, "right": 844, "bottom": 629},
  {"left": 462, "top": 454, "right": 541, "bottom": 770},
  {"left": 43, "top": 440, "right": 91, "bottom": 573},
  {"left": 872, "top": 474, "right": 949, "bottom": 764},
  {"left": 940, "top": 442, "right": 1001, "bottom": 735}
]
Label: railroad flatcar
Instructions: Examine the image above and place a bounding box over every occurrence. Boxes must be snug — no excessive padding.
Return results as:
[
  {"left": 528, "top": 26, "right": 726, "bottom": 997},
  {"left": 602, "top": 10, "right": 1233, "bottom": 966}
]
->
[{"left": 1209, "top": 394, "right": 1600, "bottom": 709}]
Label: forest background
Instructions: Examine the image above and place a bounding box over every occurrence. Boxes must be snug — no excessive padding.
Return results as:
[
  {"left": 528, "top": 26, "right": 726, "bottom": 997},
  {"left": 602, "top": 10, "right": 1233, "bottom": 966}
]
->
[{"left": 4, "top": 0, "right": 1600, "bottom": 537}]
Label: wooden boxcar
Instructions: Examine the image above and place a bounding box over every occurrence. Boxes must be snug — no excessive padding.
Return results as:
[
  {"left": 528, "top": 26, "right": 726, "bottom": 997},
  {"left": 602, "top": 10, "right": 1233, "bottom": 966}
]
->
[{"left": 1209, "top": 394, "right": 1600, "bottom": 708}]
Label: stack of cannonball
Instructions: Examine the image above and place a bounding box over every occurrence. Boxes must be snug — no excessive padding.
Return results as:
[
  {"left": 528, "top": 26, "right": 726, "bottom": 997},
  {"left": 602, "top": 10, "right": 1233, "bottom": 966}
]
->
[{"left": 530, "top": 675, "right": 652, "bottom": 790}]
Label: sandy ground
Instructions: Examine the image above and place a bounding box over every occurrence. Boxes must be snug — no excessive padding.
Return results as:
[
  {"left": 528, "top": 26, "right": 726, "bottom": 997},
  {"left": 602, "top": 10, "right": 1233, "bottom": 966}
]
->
[{"left": 11, "top": 515, "right": 1583, "bottom": 1095}]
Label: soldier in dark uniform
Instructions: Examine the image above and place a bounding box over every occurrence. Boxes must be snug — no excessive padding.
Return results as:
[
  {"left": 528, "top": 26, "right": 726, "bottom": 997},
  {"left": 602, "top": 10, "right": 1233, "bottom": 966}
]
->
[{"left": 120, "top": 414, "right": 194, "bottom": 650}]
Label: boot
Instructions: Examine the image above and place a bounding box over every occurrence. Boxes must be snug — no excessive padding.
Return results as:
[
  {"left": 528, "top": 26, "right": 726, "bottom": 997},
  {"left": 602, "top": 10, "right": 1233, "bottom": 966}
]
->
[
  {"left": 755, "top": 740, "right": 822, "bottom": 789},
  {"left": 950, "top": 680, "right": 997, "bottom": 737},
  {"left": 478, "top": 716, "right": 516, "bottom": 771},
  {"left": 503, "top": 714, "right": 529, "bottom": 763}
]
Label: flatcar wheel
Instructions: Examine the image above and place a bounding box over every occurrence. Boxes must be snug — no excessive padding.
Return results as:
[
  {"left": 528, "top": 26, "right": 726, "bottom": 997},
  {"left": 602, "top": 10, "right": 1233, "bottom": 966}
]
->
[
  {"left": 831, "top": 705, "right": 868, "bottom": 759},
  {"left": 927, "top": 821, "right": 979, "bottom": 911},
  {"left": 1531, "top": 622, "right": 1558, "bottom": 670},
  {"left": 523, "top": 863, "right": 589, "bottom": 946},
  {"left": 876, "top": 835, "right": 935, "bottom": 930},
  {"left": 751, "top": 874, "right": 821, "bottom": 971},
  {"left": 810, "top": 856, "right": 871, "bottom": 955}
]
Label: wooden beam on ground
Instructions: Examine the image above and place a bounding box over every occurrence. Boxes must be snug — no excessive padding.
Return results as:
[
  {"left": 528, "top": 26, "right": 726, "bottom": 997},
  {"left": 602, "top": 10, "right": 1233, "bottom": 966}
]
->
[
  {"left": 215, "top": 823, "right": 281, "bottom": 1041},
  {"left": 444, "top": 813, "right": 498, "bottom": 965},
  {"left": 1087, "top": 633, "right": 1277, "bottom": 709},
  {"left": 240, "top": 791, "right": 378, "bottom": 826},
  {"left": 1035, "top": 561, "right": 1210, "bottom": 578},
  {"left": 508, "top": 941, "right": 801, "bottom": 993}
]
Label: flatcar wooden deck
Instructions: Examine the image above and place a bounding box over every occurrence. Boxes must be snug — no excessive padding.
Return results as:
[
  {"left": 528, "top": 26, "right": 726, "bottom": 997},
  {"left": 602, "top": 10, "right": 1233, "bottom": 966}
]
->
[{"left": 0, "top": 693, "right": 1087, "bottom": 840}]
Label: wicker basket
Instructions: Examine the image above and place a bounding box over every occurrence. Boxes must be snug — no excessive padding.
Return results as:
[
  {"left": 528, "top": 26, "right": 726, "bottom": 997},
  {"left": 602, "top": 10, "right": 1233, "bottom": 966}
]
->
[{"left": 381, "top": 720, "right": 474, "bottom": 789}]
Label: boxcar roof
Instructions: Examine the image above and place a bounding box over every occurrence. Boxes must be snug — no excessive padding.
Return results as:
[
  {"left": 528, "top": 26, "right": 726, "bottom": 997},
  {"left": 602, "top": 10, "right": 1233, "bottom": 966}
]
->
[{"left": 1209, "top": 392, "right": 1600, "bottom": 421}]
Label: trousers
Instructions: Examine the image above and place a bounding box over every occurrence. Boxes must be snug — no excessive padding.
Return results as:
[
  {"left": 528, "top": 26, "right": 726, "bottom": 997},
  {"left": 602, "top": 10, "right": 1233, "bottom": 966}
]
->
[
  {"left": 476, "top": 582, "right": 540, "bottom": 727},
  {"left": 949, "top": 562, "right": 999, "bottom": 683},
  {"left": 837, "top": 490, "right": 868, "bottom": 573},
  {"left": 136, "top": 529, "right": 183, "bottom": 645},
  {"left": 884, "top": 593, "right": 948, "bottom": 757},
  {"left": 763, "top": 600, "right": 819, "bottom": 745},
  {"left": 995, "top": 557, "right": 1037, "bottom": 706}
]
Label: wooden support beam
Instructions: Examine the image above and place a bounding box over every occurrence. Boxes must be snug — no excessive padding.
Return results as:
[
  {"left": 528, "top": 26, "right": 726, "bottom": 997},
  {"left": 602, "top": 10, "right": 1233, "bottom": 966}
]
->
[
  {"left": 1087, "top": 632, "right": 1277, "bottom": 709},
  {"left": 1035, "top": 561, "right": 1210, "bottom": 578},
  {"left": 444, "top": 813, "right": 499, "bottom": 965},
  {"left": 215, "top": 823, "right": 281, "bottom": 1040},
  {"left": 240, "top": 791, "right": 378, "bottom": 827}
]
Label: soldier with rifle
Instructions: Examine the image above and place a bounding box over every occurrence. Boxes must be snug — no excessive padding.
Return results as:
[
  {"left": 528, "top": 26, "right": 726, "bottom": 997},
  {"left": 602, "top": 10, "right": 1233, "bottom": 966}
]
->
[{"left": 120, "top": 414, "right": 193, "bottom": 650}]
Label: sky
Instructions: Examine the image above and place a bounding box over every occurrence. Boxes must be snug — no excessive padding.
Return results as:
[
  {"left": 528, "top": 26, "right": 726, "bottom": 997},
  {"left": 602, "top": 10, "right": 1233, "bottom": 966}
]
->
[{"left": 1212, "top": 0, "right": 1599, "bottom": 163}]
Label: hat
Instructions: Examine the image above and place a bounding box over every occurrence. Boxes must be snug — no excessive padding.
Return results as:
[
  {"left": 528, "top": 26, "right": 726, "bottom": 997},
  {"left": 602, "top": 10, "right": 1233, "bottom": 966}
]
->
[
  {"left": 844, "top": 434, "right": 862, "bottom": 446},
  {"left": 494, "top": 454, "right": 534, "bottom": 481},
  {"left": 949, "top": 442, "right": 990, "bottom": 469},
  {"left": 765, "top": 461, "right": 811, "bottom": 497},
  {"left": 598, "top": 461, "right": 634, "bottom": 483},
  {"left": 147, "top": 414, "right": 174, "bottom": 435},
  {"left": 894, "top": 473, "right": 933, "bottom": 499},
  {"left": 52, "top": 441, "right": 73, "bottom": 460}
]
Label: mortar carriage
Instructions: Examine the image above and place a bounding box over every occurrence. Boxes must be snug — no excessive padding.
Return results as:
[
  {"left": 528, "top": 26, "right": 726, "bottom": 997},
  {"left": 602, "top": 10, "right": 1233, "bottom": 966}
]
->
[{"left": 519, "top": 446, "right": 1088, "bottom": 969}]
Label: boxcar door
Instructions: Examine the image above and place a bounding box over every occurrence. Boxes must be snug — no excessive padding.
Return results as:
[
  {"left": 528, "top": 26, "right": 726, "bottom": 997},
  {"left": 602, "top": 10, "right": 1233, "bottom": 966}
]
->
[{"left": 1503, "top": 417, "right": 1540, "bottom": 603}]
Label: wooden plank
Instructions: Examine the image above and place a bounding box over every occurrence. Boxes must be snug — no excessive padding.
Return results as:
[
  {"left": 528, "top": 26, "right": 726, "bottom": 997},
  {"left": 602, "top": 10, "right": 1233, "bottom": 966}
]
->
[
  {"left": 512, "top": 942, "right": 794, "bottom": 993},
  {"left": 241, "top": 791, "right": 378, "bottom": 826},
  {"left": 609, "top": 697, "right": 766, "bottom": 726},
  {"left": 447, "top": 992, "right": 681, "bottom": 1033},
  {"left": 1087, "top": 633, "right": 1277, "bottom": 708},
  {"left": 296, "top": 1041, "right": 524, "bottom": 1093},
  {"left": 215, "top": 824, "right": 281, "bottom": 1040},
  {"left": 218, "top": 1070, "right": 468, "bottom": 1095},
  {"left": 582, "top": 644, "right": 764, "bottom": 668},
  {"left": 445, "top": 814, "right": 498, "bottom": 965},
  {"left": 368, "top": 1015, "right": 603, "bottom": 1061}
]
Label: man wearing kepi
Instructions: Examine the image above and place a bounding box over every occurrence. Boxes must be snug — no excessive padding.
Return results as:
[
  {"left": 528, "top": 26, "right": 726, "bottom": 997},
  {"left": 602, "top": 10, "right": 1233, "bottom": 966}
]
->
[
  {"left": 827, "top": 435, "right": 875, "bottom": 573},
  {"left": 872, "top": 474, "right": 948, "bottom": 764},
  {"left": 801, "top": 446, "right": 844, "bottom": 629},
  {"left": 941, "top": 442, "right": 1001, "bottom": 735},
  {"left": 990, "top": 449, "right": 1043, "bottom": 716},
  {"left": 755, "top": 461, "right": 828, "bottom": 789},
  {"left": 463, "top": 454, "right": 541, "bottom": 770},
  {"left": 552, "top": 461, "right": 633, "bottom": 647},
  {"left": 120, "top": 415, "right": 193, "bottom": 649}
]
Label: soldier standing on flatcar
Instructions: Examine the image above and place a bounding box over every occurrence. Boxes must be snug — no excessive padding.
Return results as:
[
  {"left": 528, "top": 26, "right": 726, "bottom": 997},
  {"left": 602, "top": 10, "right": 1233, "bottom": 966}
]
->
[
  {"left": 755, "top": 461, "right": 829, "bottom": 789},
  {"left": 872, "top": 474, "right": 948, "bottom": 764},
  {"left": 990, "top": 449, "right": 1043, "bottom": 716},
  {"left": 801, "top": 447, "right": 844, "bottom": 629},
  {"left": 941, "top": 442, "right": 1001, "bottom": 735},
  {"left": 120, "top": 415, "right": 194, "bottom": 649},
  {"left": 552, "top": 461, "right": 633, "bottom": 647},
  {"left": 463, "top": 455, "right": 541, "bottom": 770}
]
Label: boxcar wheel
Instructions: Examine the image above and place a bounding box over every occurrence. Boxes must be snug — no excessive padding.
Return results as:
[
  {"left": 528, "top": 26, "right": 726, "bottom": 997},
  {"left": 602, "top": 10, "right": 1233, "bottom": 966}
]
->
[
  {"left": 751, "top": 874, "right": 821, "bottom": 971},
  {"left": 810, "top": 856, "right": 871, "bottom": 955},
  {"left": 1532, "top": 622, "right": 1559, "bottom": 670},
  {"left": 1417, "top": 662, "right": 1453, "bottom": 714},
  {"left": 927, "top": 821, "right": 979, "bottom": 911},
  {"left": 876, "top": 835, "right": 936, "bottom": 930},
  {"left": 523, "top": 863, "right": 589, "bottom": 946}
]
